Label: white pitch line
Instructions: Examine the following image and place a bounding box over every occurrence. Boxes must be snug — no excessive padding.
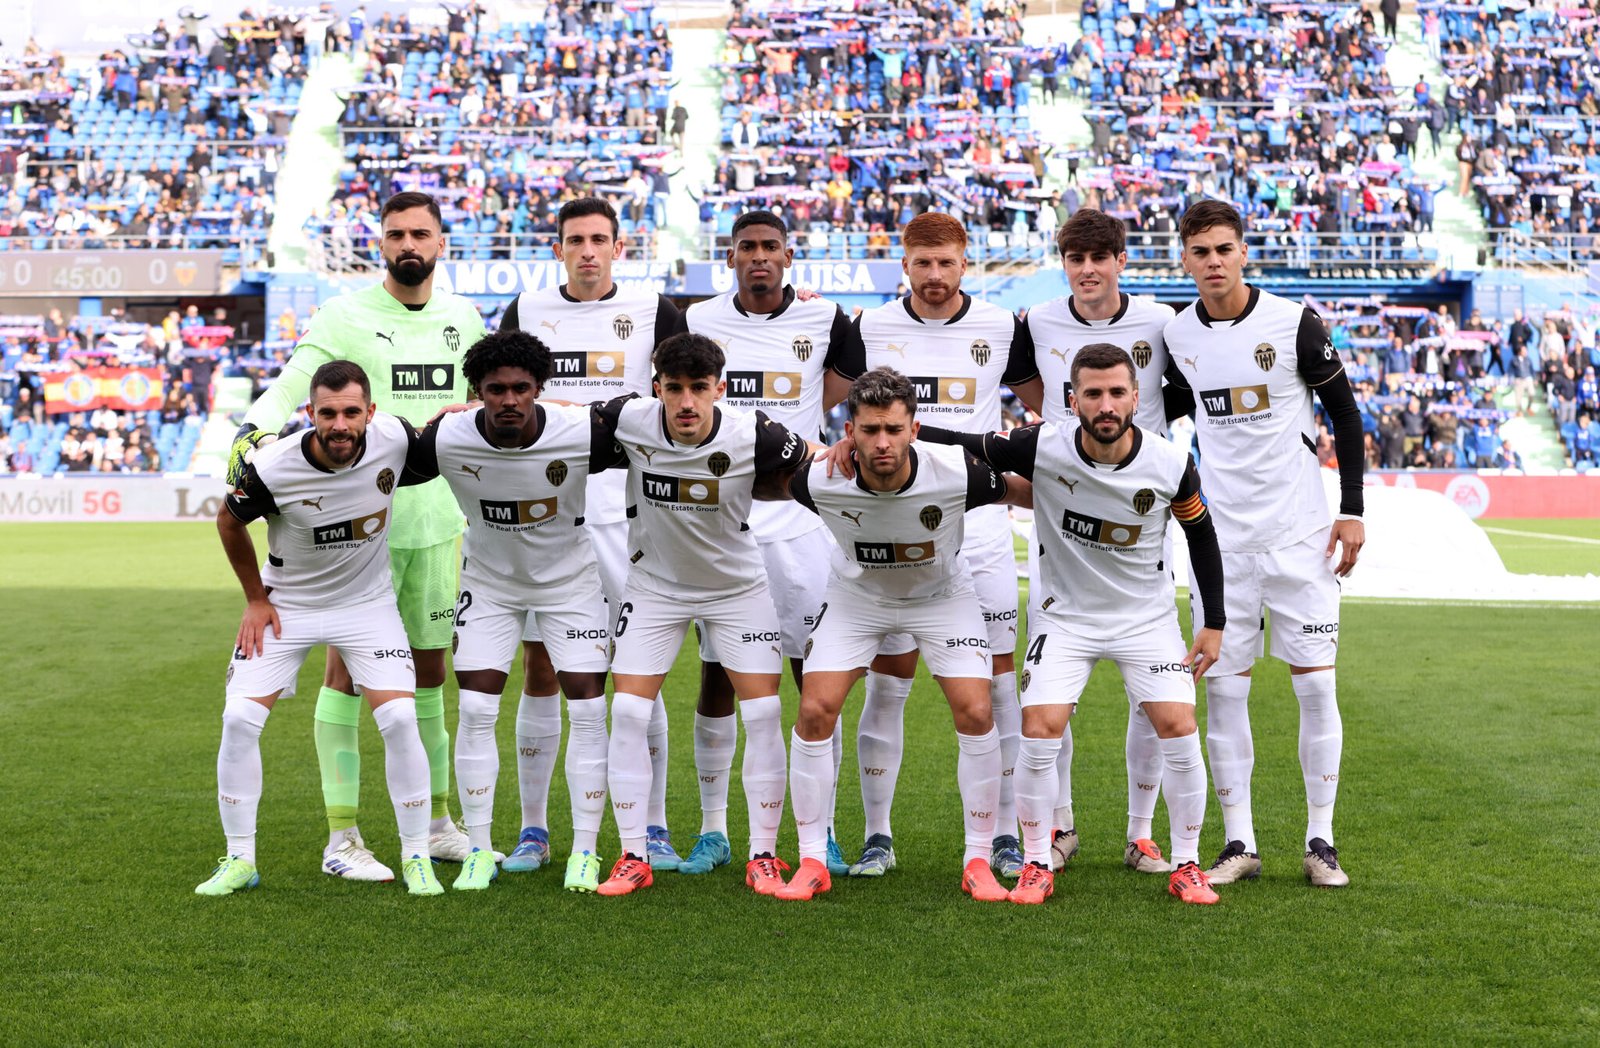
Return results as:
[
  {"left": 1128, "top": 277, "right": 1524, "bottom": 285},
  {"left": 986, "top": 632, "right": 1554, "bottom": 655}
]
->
[{"left": 1481, "top": 526, "right": 1600, "bottom": 547}]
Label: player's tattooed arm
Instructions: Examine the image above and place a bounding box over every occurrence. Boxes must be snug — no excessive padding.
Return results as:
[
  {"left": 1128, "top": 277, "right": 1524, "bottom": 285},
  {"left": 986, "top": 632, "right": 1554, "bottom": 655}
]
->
[{"left": 217, "top": 474, "right": 280, "bottom": 658}]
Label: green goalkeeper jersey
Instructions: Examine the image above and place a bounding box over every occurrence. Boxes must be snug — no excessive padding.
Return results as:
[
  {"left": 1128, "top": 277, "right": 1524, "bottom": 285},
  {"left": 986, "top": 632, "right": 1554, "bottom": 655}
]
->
[{"left": 244, "top": 282, "right": 487, "bottom": 548}]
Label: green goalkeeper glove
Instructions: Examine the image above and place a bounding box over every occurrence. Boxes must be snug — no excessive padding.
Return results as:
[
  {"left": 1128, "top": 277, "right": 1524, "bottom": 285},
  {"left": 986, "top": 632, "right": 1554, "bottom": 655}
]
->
[{"left": 227, "top": 425, "right": 278, "bottom": 488}]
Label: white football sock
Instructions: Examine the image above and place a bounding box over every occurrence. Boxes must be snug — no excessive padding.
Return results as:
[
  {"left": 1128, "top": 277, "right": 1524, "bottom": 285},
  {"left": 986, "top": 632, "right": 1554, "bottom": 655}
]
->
[
  {"left": 789, "top": 731, "right": 835, "bottom": 864},
  {"left": 1294, "top": 670, "right": 1342, "bottom": 847},
  {"left": 1158, "top": 731, "right": 1207, "bottom": 866},
  {"left": 1127, "top": 706, "right": 1164, "bottom": 841},
  {"left": 607, "top": 693, "right": 655, "bottom": 857},
  {"left": 565, "top": 697, "right": 608, "bottom": 855},
  {"left": 646, "top": 694, "right": 669, "bottom": 830},
  {"left": 739, "top": 695, "right": 786, "bottom": 858},
  {"left": 1054, "top": 720, "right": 1075, "bottom": 832},
  {"left": 990, "top": 671, "right": 1021, "bottom": 840},
  {"left": 514, "top": 691, "right": 561, "bottom": 831},
  {"left": 826, "top": 716, "right": 843, "bottom": 832},
  {"left": 456, "top": 688, "right": 502, "bottom": 851},
  {"left": 955, "top": 728, "right": 1002, "bottom": 865},
  {"left": 858, "top": 670, "right": 912, "bottom": 840},
  {"left": 217, "top": 698, "right": 270, "bottom": 865},
  {"left": 1205, "top": 674, "right": 1256, "bottom": 853},
  {"left": 372, "top": 698, "right": 432, "bottom": 859},
  {"left": 1015, "top": 734, "right": 1062, "bottom": 867},
  {"left": 693, "top": 712, "right": 737, "bottom": 837}
]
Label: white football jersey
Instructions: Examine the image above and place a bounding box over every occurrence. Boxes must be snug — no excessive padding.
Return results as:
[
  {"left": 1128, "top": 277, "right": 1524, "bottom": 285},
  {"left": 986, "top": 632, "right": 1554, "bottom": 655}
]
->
[
  {"left": 791, "top": 442, "right": 1008, "bottom": 605},
  {"left": 952, "top": 422, "right": 1206, "bottom": 635},
  {"left": 686, "top": 286, "right": 864, "bottom": 536},
  {"left": 225, "top": 412, "right": 414, "bottom": 611},
  {"left": 503, "top": 284, "right": 687, "bottom": 526},
  {"left": 1021, "top": 292, "right": 1175, "bottom": 434},
  {"left": 415, "top": 404, "right": 619, "bottom": 607},
  {"left": 1164, "top": 286, "right": 1343, "bottom": 552},
  {"left": 857, "top": 293, "right": 1037, "bottom": 536},
  {"left": 598, "top": 396, "right": 809, "bottom": 597}
]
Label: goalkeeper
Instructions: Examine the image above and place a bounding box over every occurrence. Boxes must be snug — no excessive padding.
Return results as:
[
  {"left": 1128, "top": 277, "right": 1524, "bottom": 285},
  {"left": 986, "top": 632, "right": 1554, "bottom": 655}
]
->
[{"left": 229, "top": 192, "right": 487, "bottom": 880}]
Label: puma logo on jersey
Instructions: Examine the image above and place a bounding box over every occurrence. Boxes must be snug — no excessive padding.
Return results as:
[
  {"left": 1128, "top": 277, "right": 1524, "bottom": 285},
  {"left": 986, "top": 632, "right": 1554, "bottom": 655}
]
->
[
  {"left": 840, "top": 509, "right": 864, "bottom": 526},
  {"left": 459, "top": 464, "right": 483, "bottom": 480},
  {"left": 885, "top": 342, "right": 908, "bottom": 358},
  {"left": 1056, "top": 476, "right": 1078, "bottom": 493},
  {"left": 1048, "top": 347, "right": 1069, "bottom": 362},
  {"left": 634, "top": 444, "right": 657, "bottom": 464},
  {"left": 299, "top": 497, "right": 324, "bottom": 510},
  {"left": 1179, "top": 355, "right": 1197, "bottom": 369},
  {"left": 540, "top": 319, "right": 562, "bottom": 336},
  {"left": 375, "top": 331, "right": 395, "bottom": 346}
]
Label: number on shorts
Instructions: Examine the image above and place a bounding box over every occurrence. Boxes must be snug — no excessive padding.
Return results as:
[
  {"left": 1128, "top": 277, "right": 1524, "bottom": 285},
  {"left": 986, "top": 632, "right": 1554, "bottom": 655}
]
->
[
  {"left": 455, "top": 590, "right": 473, "bottom": 628},
  {"left": 1025, "top": 634, "right": 1047, "bottom": 666},
  {"left": 810, "top": 601, "right": 829, "bottom": 633},
  {"left": 615, "top": 601, "right": 634, "bottom": 637}
]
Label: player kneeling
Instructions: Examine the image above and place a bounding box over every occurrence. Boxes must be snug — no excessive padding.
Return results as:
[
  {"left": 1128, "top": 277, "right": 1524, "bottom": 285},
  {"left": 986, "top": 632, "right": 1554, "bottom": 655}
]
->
[
  {"left": 773, "top": 367, "right": 1034, "bottom": 903},
  {"left": 407, "top": 330, "right": 618, "bottom": 892},
  {"left": 201, "top": 362, "right": 443, "bottom": 898},
  {"left": 918, "top": 344, "right": 1226, "bottom": 905},
  {"left": 589, "top": 333, "right": 816, "bottom": 896}
]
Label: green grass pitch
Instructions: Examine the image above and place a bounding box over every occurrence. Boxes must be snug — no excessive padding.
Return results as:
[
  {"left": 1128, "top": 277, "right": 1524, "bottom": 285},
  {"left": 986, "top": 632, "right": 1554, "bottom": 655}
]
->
[{"left": 2, "top": 522, "right": 1597, "bottom": 1043}]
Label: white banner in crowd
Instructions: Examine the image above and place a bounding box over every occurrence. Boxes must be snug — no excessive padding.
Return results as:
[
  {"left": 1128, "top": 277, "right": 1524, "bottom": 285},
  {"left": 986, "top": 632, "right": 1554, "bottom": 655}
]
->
[{"left": 0, "top": 474, "right": 228, "bottom": 522}]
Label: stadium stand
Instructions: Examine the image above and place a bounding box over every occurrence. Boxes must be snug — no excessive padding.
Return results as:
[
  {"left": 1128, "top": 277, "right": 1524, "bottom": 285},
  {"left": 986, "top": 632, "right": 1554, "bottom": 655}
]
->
[
  {"left": 0, "top": 10, "right": 323, "bottom": 260},
  {"left": 1431, "top": 0, "right": 1600, "bottom": 266},
  {"left": 316, "top": 1, "right": 676, "bottom": 265},
  {"left": 702, "top": 0, "right": 1049, "bottom": 261}
]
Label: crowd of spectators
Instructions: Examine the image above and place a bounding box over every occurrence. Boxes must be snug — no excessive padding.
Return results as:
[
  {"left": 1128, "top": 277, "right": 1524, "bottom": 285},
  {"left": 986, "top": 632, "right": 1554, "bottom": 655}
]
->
[
  {"left": 0, "top": 5, "right": 343, "bottom": 257},
  {"left": 1433, "top": 0, "right": 1600, "bottom": 265},
  {"left": 312, "top": 1, "right": 677, "bottom": 265},
  {"left": 1063, "top": 0, "right": 1445, "bottom": 273},
  {"left": 700, "top": 0, "right": 1051, "bottom": 260},
  {"left": 0, "top": 305, "right": 243, "bottom": 473}
]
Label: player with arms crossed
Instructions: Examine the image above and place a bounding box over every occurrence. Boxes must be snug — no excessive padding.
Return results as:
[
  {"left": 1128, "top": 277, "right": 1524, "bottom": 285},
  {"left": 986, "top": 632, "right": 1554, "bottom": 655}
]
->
[
  {"left": 1011, "top": 207, "right": 1192, "bottom": 875},
  {"left": 404, "top": 330, "right": 621, "bottom": 892},
  {"left": 848, "top": 212, "right": 1046, "bottom": 880},
  {"left": 499, "top": 197, "right": 690, "bottom": 873},
  {"left": 589, "top": 333, "right": 815, "bottom": 896},
  {"left": 917, "top": 344, "right": 1226, "bottom": 906},
  {"left": 775, "top": 367, "right": 1033, "bottom": 902},
  {"left": 201, "top": 361, "right": 443, "bottom": 898},
  {"left": 227, "top": 192, "right": 488, "bottom": 880},
  {"left": 680, "top": 209, "right": 866, "bottom": 877},
  {"left": 1163, "top": 200, "right": 1365, "bottom": 887}
]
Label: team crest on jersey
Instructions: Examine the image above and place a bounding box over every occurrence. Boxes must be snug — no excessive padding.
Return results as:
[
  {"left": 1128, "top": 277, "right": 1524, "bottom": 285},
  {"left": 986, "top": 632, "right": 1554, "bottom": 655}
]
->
[
  {"left": 1254, "top": 342, "right": 1277, "bottom": 371},
  {"left": 376, "top": 468, "right": 396, "bottom": 494},
  {"left": 1131, "top": 341, "right": 1153, "bottom": 369},
  {"left": 707, "top": 452, "right": 732, "bottom": 477},
  {"left": 1132, "top": 488, "right": 1155, "bottom": 515},
  {"left": 444, "top": 325, "right": 461, "bottom": 354},
  {"left": 919, "top": 504, "right": 943, "bottom": 531},
  {"left": 613, "top": 314, "right": 634, "bottom": 340},
  {"left": 792, "top": 335, "right": 813, "bottom": 362},
  {"left": 546, "top": 460, "right": 569, "bottom": 486},
  {"left": 970, "top": 339, "right": 992, "bottom": 367},
  {"left": 1019, "top": 669, "right": 1030, "bottom": 693}
]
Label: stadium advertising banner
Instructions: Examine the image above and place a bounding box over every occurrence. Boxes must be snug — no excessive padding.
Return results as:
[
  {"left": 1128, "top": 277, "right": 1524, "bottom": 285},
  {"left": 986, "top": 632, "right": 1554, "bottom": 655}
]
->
[
  {"left": 0, "top": 475, "right": 227, "bottom": 522},
  {"left": 1370, "top": 471, "right": 1600, "bottom": 519},
  {"left": 0, "top": 251, "right": 225, "bottom": 296},
  {"left": 433, "top": 260, "right": 906, "bottom": 297},
  {"left": 42, "top": 367, "right": 164, "bottom": 414}
]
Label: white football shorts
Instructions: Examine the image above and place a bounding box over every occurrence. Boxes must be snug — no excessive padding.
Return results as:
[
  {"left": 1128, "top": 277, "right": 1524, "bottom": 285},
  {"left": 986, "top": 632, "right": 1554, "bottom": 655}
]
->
[
  {"left": 700, "top": 525, "right": 833, "bottom": 662},
  {"left": 225, "top": 599, "right": 415, "bottom": 700},
  {"left": 1018, "top": 613, "right": 1196, "bottom": 709},
  {"left": 805, "top": 579, "right": 993, "bottom": 679},
  {"left": 1190, "top": 527, "right": 1342, "bottom": 677},
  {"left": 877, "top": 522, "right": 1018, "bottom": 658},
  {"left": 610, "top": 577, "right": 784, "bottom": 677},
  {"left": 458, "top": 577, "right": 611, "bottom": 674}
]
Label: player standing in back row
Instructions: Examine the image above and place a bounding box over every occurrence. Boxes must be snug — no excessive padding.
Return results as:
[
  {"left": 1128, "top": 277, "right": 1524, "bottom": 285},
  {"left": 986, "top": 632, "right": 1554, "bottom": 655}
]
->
[
  {"left": 1162, "top": 199, "right": 1366, "bottom": 887},
  {"left": 227, "top": 192, "right": 487, "bottom": 881},
  {"left": 850, "top": 212, "right": 1045, "bottom": 880},
  {"left": 1011, "top": 207, "right": 1189, "bottom": 876},
  {"left": 682, "top": 209, "right": 865, "bottom": 878},
  {"left": 498, "top": 197, "right": 689, "bottom": 873}
]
